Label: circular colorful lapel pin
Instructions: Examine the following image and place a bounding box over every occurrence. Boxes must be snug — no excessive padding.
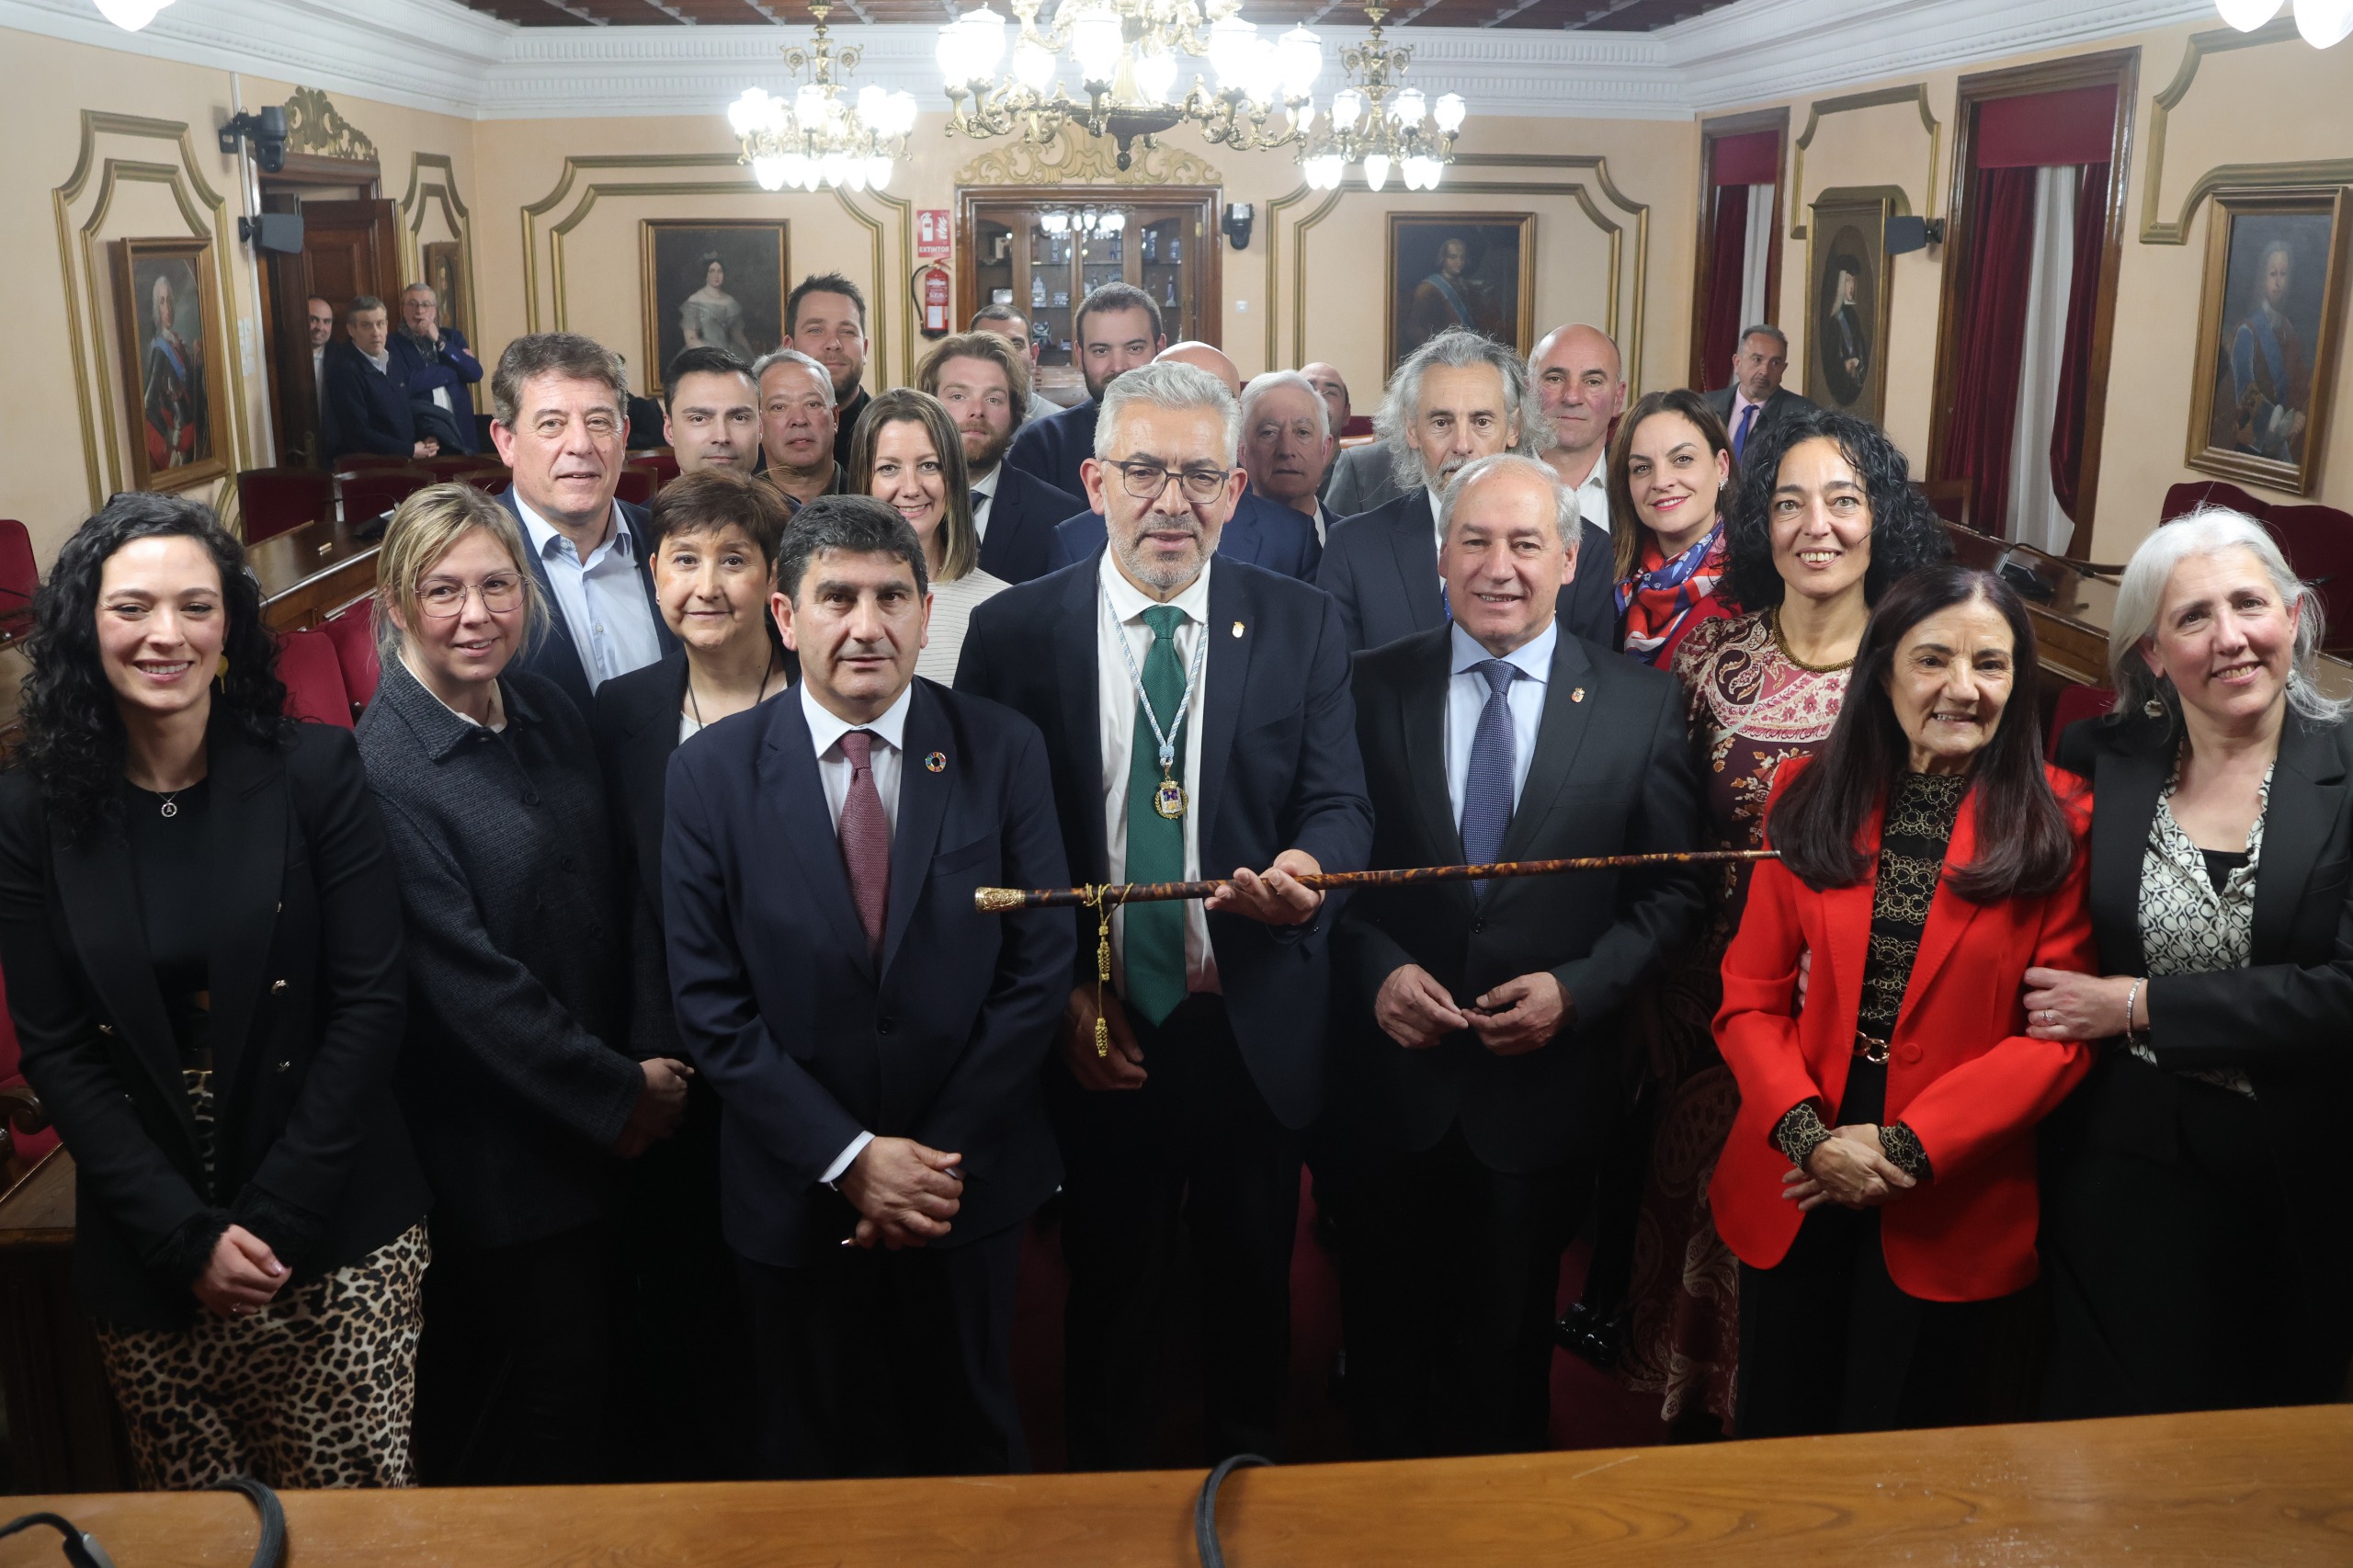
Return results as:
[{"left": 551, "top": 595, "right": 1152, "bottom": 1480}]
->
[{"left": 925, "top": 751, "right": 947, "bottom": 773}]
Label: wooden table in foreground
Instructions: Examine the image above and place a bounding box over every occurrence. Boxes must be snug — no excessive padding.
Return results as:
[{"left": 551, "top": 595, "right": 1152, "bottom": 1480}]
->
[
  {"left": 247, "top": 515, "right": 378, "bottom": 631},
  {"left": 7, "top": 1405, "right": 2349, "bottom": 1565}
]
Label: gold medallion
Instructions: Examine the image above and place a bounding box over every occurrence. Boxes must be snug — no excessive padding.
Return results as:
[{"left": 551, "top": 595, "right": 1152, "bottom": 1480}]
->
[{"left": 1154, "top": 777, "right": 1188, "bottom": 821}]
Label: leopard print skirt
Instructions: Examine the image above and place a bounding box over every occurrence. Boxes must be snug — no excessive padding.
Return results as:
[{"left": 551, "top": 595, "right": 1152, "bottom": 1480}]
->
[{"left": 91, "top": 1070, "right": 431, "bottom": 1490}]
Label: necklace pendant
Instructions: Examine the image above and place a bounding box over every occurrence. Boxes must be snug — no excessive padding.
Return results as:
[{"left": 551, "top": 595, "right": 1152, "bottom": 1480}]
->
[
  {"left": 1154, "top": 777, "right": 1188, "bottom": 821},
  {"left": 159, "top": 801, "right": 177, "bottom": 819}
]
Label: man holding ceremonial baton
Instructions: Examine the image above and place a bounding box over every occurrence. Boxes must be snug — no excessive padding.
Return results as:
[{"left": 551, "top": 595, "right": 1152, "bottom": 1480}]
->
[
  {"left": 958, "top": 359, "right": 1372, "bottom": 1469},
  {"left": 1335, "top": 452, "right": 1703, "bottom": 1458}
]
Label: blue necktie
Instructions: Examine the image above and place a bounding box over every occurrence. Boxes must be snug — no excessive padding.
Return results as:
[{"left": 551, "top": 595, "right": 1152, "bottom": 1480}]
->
[
  {"left": 1461, "top": 659, "right": 1519, "bottom": 895},
  {"left": 1733, "top": 402, "right": 1758, "bottom": 460}
]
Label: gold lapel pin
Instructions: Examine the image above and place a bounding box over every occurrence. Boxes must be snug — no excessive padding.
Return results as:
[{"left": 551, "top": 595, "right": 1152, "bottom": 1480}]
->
[
  {"left": 1231, "top": 620, "right": 1245, "bottom": 638},
  {"left": 925, "top": 751, "right": 946, "bottom": 772},
  {"left": 1571, "top": 687, "right": 1586, "bottom": 703}
]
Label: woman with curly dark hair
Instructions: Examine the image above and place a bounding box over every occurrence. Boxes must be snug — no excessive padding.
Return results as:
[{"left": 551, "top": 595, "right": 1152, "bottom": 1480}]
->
[
  {"left": 1603, "top": 404, "right": 1949, "bottom": 1433},
  {"left": 0, "top": 494, "right": 428, "bottom": 1489}
]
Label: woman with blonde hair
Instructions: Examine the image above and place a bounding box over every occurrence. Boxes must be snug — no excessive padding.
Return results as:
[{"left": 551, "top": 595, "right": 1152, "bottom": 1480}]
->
[
  {"left": 356, "top": 483, "right": 691, "bottom": 1483},
  {"left": 847, "top": 387, "right": 1007, "bottom": 682}
]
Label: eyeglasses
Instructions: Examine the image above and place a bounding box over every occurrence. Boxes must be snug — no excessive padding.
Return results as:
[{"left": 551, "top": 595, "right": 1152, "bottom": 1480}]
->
[
  {"left": 416, "top": 575, "right": 524, "bottom": 618},
  {"left": 1109, "top": 459, "right": 1232, "bottom": 505}
]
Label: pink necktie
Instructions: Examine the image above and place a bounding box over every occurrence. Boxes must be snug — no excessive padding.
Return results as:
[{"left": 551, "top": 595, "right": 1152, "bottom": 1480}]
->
[{"left": 836, "top": 730, "right": 889, "bottom": 956}]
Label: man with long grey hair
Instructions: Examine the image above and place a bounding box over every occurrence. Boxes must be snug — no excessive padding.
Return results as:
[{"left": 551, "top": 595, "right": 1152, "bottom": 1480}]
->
[{"left": 1317, "top": 327, "right": 1614, "bottom": 653}]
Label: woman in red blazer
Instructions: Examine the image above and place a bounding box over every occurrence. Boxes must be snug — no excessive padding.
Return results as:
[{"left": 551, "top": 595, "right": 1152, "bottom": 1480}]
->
[{"left": 1711, "top": 564, "right": 2097, "bottom": 1437}]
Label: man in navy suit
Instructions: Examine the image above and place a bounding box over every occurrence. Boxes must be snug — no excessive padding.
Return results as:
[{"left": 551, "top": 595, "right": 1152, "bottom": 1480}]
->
[
  {"left": 959, "top": 360, "right": 1373, "bottom": 1469},
  {"left": 665, "top": 495, "right": 1074, "bottom": 1479},
  {"left": 388, "top": 280, "right": 483, "bottom": 454},
  {"left": 488, "top": 333, "right": 676, "bottom": 716},
  {"left": 918, "top": 329, "right": 1083, "bottom": 585},
  {"left": 1704, "top": 324, "right": 1815, "bottom": 462},
  {"left": 1005, "top": 281, "right": 1165, "bottom": 500},
  {"left": 323, "top": 295, "right": 436, "bottom": 462},
  {"left": 1320, "top": 328, "right": 1616, "bottom": 653}
]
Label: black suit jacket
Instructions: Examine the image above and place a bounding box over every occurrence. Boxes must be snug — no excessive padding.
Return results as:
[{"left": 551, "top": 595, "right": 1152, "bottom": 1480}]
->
[
  {"left": 1045, "top": 489, "right": 1324, "bottom": 583},
  {"left": 1336, "top": 624, "right": 1703, "bottom": 1172},
  {"left": 498, "top": 487, "right": 679, "bottom": 718},
  {"left": 0, "top": 722, "right": 426, "bottom": 1327},
  {"left": 322, "top": 339, "right": 419, "bottom": 460},
  {"left": 1704, "top": 384, "right": 1814, "bottom": 453},
  {"left": 1006, "top": 398, "right": 1098, "bottom": 500},
  {"left": 1318, "top": 488, "right": 1617, "bottom": 654},
  {"left": 593, "top": 651, "right": 691, "bottom": 1059},
  {"left": 978, "top": 463, "right": 1086, "bottom": 585},
  {"left": 957, "top": 556, "right": 1374, "bottom": 1129},
  {"left": 662, "top": 680, "right": 1074, "bottom": 1267},
  {"left": 386, "top": 326, "right": 483, "bottom": 453},
  {"left": 2054, "top": 710, "right": 2353, "bottom": 1306}
]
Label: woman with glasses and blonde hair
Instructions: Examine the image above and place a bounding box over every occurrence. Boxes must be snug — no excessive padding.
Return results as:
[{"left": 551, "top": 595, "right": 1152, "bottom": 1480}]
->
[
  {"left": 2029, "top": 507, "right": 2353, "bottom": 1416},
  {"left": 356, "top": 483, "right": 691, "bottom": 1484},
  {"left": 847, "top": 387, "right": 1006, "bottom": 682},
  {"left": 0, "top": 493, "right": 426, "bottom": 1489}
]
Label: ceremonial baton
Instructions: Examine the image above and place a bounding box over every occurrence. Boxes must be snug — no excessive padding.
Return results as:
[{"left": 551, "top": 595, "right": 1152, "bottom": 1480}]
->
[{"left": 973, "top": 848, "right": 1778, "bottom": 914}]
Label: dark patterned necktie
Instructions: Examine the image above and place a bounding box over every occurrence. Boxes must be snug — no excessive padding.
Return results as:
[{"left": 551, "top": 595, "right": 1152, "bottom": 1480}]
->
[
  {"left": 836, "top": 730, "right": 889, "bottom": 957},
  {"left": 1460, "top": 660, "right": 1518, "bottom": 895}
]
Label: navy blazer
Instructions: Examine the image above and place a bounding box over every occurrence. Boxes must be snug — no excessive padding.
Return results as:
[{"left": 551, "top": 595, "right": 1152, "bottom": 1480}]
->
[
  {"left": 1336, "top": 623, "right": 1703, "bottom": 1172},
  {"left": 977, "top": 463, "right": 1086, "bottom": 585},
  {"left": 662, "top": 680, "right": 1075, "bottom": 1267},
  {"left": 1319, "top": 487, "right": 1617, "bottom": 653},
  {"left": 1006, "top": 397, "right": 1098, "bottom": 500},
  {"left": 956, "top": 555, "right": 1374, "bottom": 1129},
  {"left": 321, "top": 339, "right": 419, "bottom": 460},
  {"left": 497, "top": 487, "right": 678, "bottom": 719},
  {"left": 1704, "top": 384, "right": 1815, "bottom": 456},
  {"left": 1045, "top": 489, "right": 1324, "bottom": 583},
  {"left": 386, "top": 326, "right": 483, "bottom": 454}
]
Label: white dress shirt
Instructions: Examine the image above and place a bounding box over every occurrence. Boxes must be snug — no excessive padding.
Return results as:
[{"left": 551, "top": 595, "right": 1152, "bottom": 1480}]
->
[
  {"left": 514, "top": 494, "right": 666, "bottom": 693},
  {"left": 312, "top": 345, "right": 326, "bottom": 418},
  {"left": 1560, "top": 454, "right": 1610, "bottom": 538},
  {"left": 1312, "top": 500, "right": 1332, "bottom": 547},
  {"left": 970, "top": 462, "right": 1000, "bottom": 542},
  {"left": 803, "top": 678, "right": 914, "bottom": 1184},
  {"left": 1444, "top": 619, "right": 1555, "bottom": 826},
  {"left": 1098, "top": 553, "right": 1220, "bottom": 997}
]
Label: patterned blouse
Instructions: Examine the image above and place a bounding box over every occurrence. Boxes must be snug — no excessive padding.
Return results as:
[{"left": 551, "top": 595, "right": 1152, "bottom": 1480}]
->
[{"left": 2133, "top": 761, "right": 2270, "bottom": 1099}]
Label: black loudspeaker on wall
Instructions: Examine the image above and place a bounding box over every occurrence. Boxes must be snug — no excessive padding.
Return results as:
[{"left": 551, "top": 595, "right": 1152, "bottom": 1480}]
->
[
  {"left": 1884, "top": 214, "right": 1948, "bottom": 256},
  {"left": 238, "top": 212, "right": 305, "bottom": 256}
]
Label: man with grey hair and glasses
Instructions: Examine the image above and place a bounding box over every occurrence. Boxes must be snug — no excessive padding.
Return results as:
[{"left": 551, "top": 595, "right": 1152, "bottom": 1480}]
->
[
  {"left": 958, "top": 359, "right": 1372, "bottom": 1469},
  {"left": 1318, "top": 327, "right": 1615, "bottom": 654}
]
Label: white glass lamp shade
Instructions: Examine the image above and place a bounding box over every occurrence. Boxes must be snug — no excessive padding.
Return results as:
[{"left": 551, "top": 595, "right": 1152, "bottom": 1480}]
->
[
  {"left": 954, "top": 6, "right": 1008, "bottom": 83},
  {"left": 843, "top": 158, "right": 870, "bottom": 192},
  {"left": 1432, "top": 91, "right": 1466, "bottom": 133},
  {"left": 866, "top": 155, "right": 894, "bottom": 190},
  {"left": 882, "top": 91, "right": 918, "bottom": 135},
  {"left": 937, "top": 21, "right": 972, "bottom": 85},
  {"left": 2297, "top": 0, "right": 2353, "bottom": 45},
  {"left": 95, "top": 0, "right": 169, "bottom": 29},
  {"left": 779, "top": 153, "right": 811, "bottom": 190},
  {"left": 794, "top": 82, "right": 827, "bottom": 125},
  {"left": 2214, "top": 0, "right": 2282, "bottom": 26},
  {"left": 1040, "top": 210, "right": 1070, "bottom": 234},
  {"left": 1071, "top": 5, "right": 1124, "bottom": 83},
  {"left": 1390, "top": 85, "right": 1426, "bottom": 125},
  {"left": 753, "top": 155, "right": 789, "bottom": 191},
  {"left": 820, "top": 149, "right": 850, "bottom": 187},
  {"left": 1013, "top": 33, "right": 1057, "bottom": 91},
  {"left": 727, "top": 86, "right": 768, "bottom": 137},
  {"left": 1102, "top": 209, "right": 1126, "bottom": 233},
  {"left": 1304, "top": 152, "right": 1344, "bottom": 190},
  {"left": 1278, "top": 26, "right": 1323, "bottom": 99},
  {"left": 1362, "top": 153, "right": 1390, "bottom": 191},
  {"left": 1288, "top": 100, "right": 1315, "bottom": 134},
  {"left": 855, "top": 84, "right": 886, "bottom": 124},
  {"left": 1136, "top": 46, "right": 1179, "bottom": 102},
  {"left": 1331, "top": 85, "right": 1364, "bottom": 131},
  {"left": 1209, "top": 14, "right": 1256, "bottom": 93}
]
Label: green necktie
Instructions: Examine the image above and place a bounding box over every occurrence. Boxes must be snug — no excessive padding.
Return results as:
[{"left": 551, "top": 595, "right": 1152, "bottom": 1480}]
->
[{"left": 1123, "top": 604, "right": 1189, "bottom": 1026}]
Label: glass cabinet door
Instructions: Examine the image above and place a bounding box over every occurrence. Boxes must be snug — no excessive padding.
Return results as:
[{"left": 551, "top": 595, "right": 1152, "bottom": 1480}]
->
[
  {"left": 1139, "top": 215, "right": 1185, "bottom": 318},
  {"left": 1028, "top": 223, "right": 1075, "bottom": 367}
]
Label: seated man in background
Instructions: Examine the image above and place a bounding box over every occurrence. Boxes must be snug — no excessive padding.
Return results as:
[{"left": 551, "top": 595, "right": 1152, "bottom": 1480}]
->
[
  {"left": 323, "top": 294, "right": 436, "bottom": 462},
  {"left": 663, "top": 494, "right": 1074, "bottom": 1479},
  {"left": 664, "top": 346, "right": 761, "bottom": 475},
  {"left": 917, "top": 329, "right": 1083, "bottom": 585},
  {"left": 388, "top": 279, "right": 482, "bottom": 455}
]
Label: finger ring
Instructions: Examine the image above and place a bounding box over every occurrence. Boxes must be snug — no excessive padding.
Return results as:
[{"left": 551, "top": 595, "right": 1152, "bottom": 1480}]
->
[{"left": 2043, "top": 1008, "right": 2058, "bottom": 1024}]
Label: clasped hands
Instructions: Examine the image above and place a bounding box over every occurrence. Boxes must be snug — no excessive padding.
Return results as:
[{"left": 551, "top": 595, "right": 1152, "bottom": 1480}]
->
[
  {"left": 1781, "top": 1124, "right": 1916, "bottom": 1212},
  {"left": 614, "top": 1056, "right": 694, "bottom": 1158},
  {"left": 1375, "top": 963, "right": 1570, "bottom": 1056},
  {"left": 840, "top": 1136, "right": 963, "bottom": 1250}
]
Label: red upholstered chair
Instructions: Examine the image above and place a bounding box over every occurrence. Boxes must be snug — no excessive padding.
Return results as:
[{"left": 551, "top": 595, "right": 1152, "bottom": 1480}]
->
[
  {"left": 1, "top": 961, "right": 62, "bottom": 1187},
  {"left": 338, "top": 468, "right": 434, "bottom": 528},
  {"left": 2158, "top": 480, "right": 2353, "bottom": 652},
  {"left": 333, "top": 452, "right": 416, "bottom": 473},
  {"left": 0, "top": 517, "right": 38, "bottom": 642},
  {"left": 277, "top": 628, "right": 356, "bottom": 728},
  {"left": 321, "top": 607, "right": 381, "bottom": 711},
  {"left": 2161, "top": 479, "right": 2266, "bottom": 523},
  {"left": 615, "top": 467, "right": 658, "bottom": 507},
  {"left": 2048, "top": 685, "right": 2115, "bottom": 763},
  {"left": 635, "top": 449, "right": 680, "bottom": 491},
  {"left": 237, "top": 468, "right": 334, "bottom": 544}
]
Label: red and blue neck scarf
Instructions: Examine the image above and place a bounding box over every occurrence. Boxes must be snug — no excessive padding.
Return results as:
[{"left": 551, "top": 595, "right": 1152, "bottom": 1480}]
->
[{"left": 1615, "top": 523, "right": 1730, "bottom": 668}]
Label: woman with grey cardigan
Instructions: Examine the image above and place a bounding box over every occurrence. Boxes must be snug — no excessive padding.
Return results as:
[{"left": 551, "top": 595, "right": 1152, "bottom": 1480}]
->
[{"left": 354, "top": 483, "right": 690, "bottom": 1485}]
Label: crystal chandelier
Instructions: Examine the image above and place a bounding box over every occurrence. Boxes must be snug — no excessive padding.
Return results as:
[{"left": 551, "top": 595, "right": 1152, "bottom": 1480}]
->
[
  {"left": 727, "top": 3, "right": 921, "bottom": 194},
  {"left": 936, "top": 0, "right": 1325, "bottom": 170},
  {"left": 1299, "top": 6, "right": 1464, "bottom": 192},
  {"left": 2212, "top": 0, "right": 2353, "bottom": 45}
]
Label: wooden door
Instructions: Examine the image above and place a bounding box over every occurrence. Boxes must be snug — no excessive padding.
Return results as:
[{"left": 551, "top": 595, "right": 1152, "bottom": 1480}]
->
[{"left": 262, "top": 198, "right": 398, "bottom": 468}]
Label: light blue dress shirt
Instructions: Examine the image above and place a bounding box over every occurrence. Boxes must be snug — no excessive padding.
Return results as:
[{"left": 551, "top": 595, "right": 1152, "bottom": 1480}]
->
[
  {"left": 1444, "top": 618, "right": 1555, "bottom": 827},
  {"left": 513, "top": 495, "right": 665, "bottom": 692}
]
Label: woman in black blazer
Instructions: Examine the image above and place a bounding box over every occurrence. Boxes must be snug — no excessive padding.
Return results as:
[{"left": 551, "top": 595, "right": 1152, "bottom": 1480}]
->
[
  {"left": 591, "top": 466, "right": 789, "bottom": 1479},
  {"left": 0, "top": 494, "right": 426, "bottom": 1489},
  {"left": 2026, "top": 508, "right": 2353, "bottom": 1415}
]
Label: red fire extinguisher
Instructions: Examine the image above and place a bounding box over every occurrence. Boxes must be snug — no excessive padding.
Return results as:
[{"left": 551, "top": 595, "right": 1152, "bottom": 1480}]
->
[{"left": 913, "top": 260, "right": 951, "bottom": 338}]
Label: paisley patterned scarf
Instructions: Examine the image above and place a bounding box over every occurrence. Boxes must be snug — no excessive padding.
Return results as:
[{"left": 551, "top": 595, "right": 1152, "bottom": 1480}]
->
[{"left": 1616, "top": 522, "right": 1730, "bottom": 667}]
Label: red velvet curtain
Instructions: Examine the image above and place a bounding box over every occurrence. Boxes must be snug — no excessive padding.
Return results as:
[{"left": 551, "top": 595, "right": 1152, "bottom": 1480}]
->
[
  {"left": 1938, "top": 165, "right": 2039, "bottom": 539},
  {"left": 2048, "top": 162, "right": 2110, "bottom": 528},
  {"left": 1700, "top": 183, "right": 1750, "bottom": 389}
]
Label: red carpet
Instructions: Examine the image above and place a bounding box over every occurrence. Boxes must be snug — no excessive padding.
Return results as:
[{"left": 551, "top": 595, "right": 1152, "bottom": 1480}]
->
[{"left": 1011, "top": 1172, "right": 1669, "bottom": 1471}]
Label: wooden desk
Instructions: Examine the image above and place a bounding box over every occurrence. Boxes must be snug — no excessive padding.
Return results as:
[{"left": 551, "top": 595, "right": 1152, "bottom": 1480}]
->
[
  {"left": 248, "top": 516, "right": 379, "bottom": 631},
  {"left": 4, "top": 1405, "right": 2348, "bottom": 1564},
  {"left": 0, "top": 1150, "right": 131, "bottom": 1493}
]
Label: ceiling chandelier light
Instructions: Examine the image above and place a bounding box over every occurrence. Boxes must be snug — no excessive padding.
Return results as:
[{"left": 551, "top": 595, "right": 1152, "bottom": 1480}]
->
[
  {"left": 937, "top": 0, "right": 1324, "bottom": 170},
  {"left": 1298, "top": 6, "right": 1464, "bottom": 192},
  {"left": 2293, "top": 0, "right": 2353, "bottom": 46},
  {"left": 93, "top": 0, "right": 174, "bottom": 29},
  {"left": 727, "top": 2, "right": 919, "bottom": 195}
]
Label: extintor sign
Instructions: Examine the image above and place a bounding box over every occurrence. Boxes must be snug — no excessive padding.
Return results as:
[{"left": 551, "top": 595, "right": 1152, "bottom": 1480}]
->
[{"left": 916, "top": 210, "right": 952, "bottom": 259}]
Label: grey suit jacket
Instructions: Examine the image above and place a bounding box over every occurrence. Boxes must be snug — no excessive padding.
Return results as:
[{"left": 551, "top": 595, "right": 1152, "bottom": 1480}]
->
[
  {"left": 1324, "top": 442, "right": 1408, "bottom": 519},
  {"left": 1704, "top": 384, "right": 1814, "bottom": 454}
]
